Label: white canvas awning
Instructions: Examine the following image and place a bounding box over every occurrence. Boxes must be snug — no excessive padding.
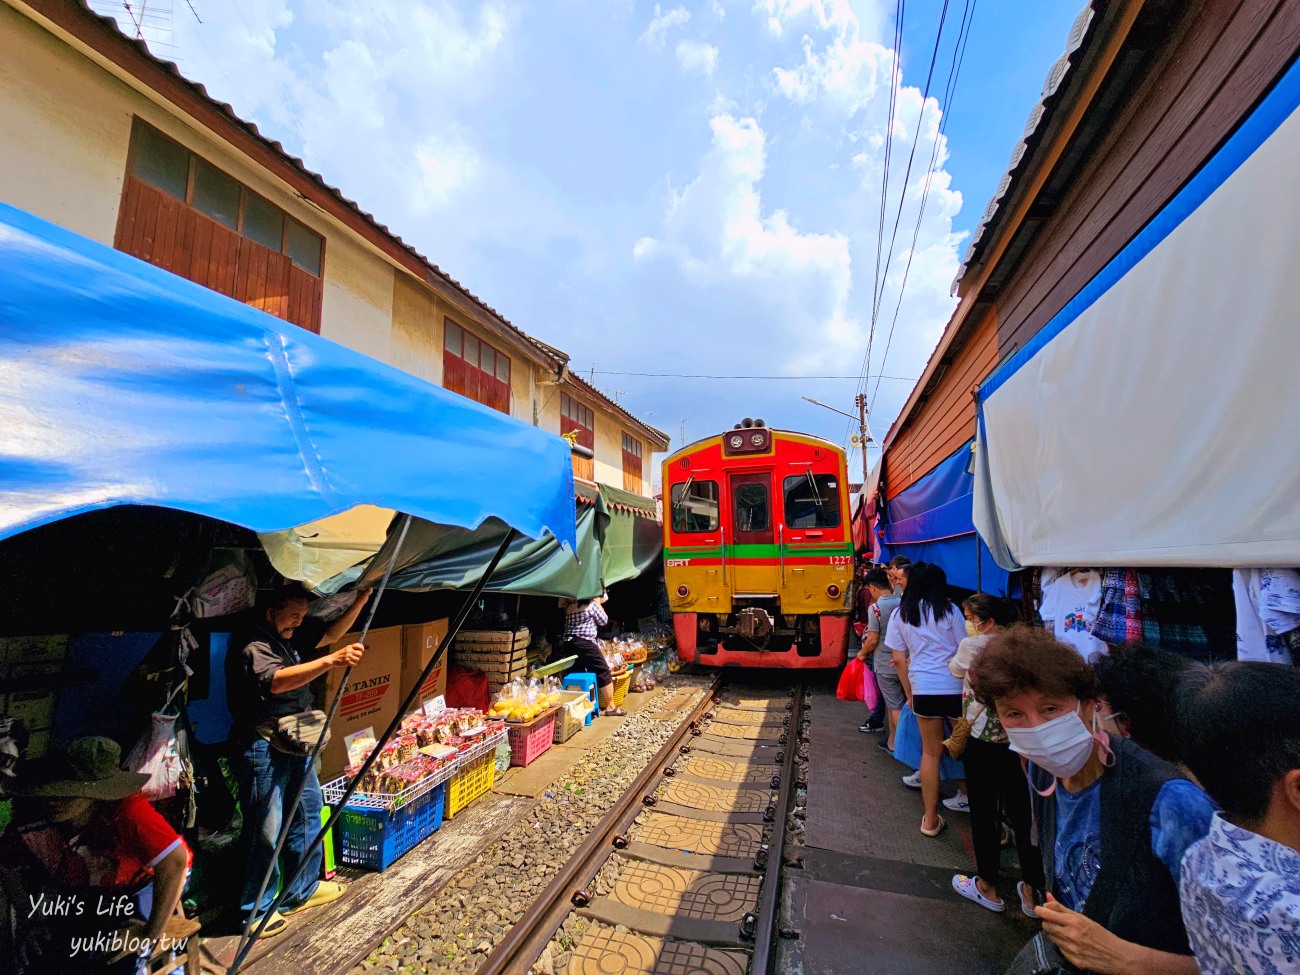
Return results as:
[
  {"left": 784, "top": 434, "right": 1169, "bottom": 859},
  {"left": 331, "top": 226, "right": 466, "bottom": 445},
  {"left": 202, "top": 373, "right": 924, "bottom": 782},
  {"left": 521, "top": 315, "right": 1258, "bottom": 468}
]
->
[{"left": 974, "top": 60, "right": 1300, "bottom": 569}]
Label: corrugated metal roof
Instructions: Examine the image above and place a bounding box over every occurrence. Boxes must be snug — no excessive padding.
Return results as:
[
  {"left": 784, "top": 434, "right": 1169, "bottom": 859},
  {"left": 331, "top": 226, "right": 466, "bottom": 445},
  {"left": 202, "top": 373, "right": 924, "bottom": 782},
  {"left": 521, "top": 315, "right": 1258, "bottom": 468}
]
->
[{"left": 951, "top": 2, "right": 1097, "bottom": 292}]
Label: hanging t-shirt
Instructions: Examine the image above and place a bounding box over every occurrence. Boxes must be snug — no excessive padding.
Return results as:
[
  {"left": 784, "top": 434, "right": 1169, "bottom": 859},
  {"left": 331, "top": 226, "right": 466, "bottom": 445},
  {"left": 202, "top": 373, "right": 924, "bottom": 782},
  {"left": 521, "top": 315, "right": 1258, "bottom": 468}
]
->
[
  {"left": 1040, "top": 569, "right": 1108, "bottom": 659},
  {"left": 1233, "top": 568, "right": 1299, "bottom": 665},
  {"left": 883, "top": 604, "right": 965, "bottom": 696}
]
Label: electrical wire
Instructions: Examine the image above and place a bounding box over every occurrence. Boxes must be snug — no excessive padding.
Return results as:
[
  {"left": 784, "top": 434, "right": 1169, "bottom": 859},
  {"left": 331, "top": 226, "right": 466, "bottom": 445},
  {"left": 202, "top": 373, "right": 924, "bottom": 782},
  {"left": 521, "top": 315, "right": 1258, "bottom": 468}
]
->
[
  {"left": 870, "top": 0, "right": 977, "bottom": 412},
  {"left": 586, "top": 371, "right": 917, "bottom": 381}
]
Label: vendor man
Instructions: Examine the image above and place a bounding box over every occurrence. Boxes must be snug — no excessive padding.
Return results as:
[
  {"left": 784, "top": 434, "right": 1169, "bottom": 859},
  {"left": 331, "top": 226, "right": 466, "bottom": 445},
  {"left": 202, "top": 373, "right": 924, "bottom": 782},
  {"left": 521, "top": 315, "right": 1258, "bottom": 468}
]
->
[{"left": 225, "top": 584, "right": 370, "bottom": 936}]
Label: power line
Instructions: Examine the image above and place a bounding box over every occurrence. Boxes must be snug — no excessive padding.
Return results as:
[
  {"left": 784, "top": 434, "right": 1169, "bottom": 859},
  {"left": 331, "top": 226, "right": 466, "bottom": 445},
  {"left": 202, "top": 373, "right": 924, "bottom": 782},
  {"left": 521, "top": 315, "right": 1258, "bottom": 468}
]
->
[
  {"left": 871, "top": 0, "right": 977, "bottom": 412},
  {"left": 587, "top": 371, "right": 917, "bottom": 381}
]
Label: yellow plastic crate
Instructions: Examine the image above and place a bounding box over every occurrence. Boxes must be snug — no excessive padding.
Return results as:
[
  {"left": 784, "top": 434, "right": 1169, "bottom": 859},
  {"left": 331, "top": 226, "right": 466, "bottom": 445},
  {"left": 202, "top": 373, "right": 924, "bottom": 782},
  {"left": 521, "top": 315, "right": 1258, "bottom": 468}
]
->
[
  {"left": 611, "top": 669, "right": 631, "bottom": 707},
  {"left": 446, "top": 752, "right": 496, "bottom": 819}
]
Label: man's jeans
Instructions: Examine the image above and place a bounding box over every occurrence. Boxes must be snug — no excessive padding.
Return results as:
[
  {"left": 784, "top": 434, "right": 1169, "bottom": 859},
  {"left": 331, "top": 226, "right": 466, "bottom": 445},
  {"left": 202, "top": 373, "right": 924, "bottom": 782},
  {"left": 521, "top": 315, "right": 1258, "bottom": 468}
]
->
[{"left": 237, "top": 738, "right": 323, "bottom": 917}]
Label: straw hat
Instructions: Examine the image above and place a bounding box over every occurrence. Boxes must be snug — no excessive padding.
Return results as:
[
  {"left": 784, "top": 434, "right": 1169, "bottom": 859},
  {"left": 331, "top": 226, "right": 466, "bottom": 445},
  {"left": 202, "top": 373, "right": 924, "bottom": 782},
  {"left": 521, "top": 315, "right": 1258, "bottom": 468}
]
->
[{"left": 8, "top": 737, "right": 148, "bottom": 801}]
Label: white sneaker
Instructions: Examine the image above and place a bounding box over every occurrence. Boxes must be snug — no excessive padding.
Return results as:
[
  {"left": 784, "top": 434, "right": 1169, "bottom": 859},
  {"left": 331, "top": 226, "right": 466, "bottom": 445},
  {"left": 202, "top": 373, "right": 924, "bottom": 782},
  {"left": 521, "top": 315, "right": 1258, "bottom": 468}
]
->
[
  {"left": 901, "top": 772, "right": 921, "bottom": 789},
  {"left": 942, "top": 791, "right": 970, "bottom": 813}
]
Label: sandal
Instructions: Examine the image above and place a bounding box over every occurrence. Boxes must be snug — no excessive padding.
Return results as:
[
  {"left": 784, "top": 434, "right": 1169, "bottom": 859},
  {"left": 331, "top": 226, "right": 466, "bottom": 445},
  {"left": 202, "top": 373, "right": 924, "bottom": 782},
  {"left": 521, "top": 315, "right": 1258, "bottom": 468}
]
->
[
  {"left": 1017, "top": 882, "right": 1041, "bottom": 919},
  {"left": 254, "top": 911, "right": 288, "bottom": 939},
  {"left": 282, "top": 880, "right": 346, "bottom": 915},
  {"left": 952, "top": 874, "right": 1005, "bottom": 913},
  {"left": 604, "top": 706, "right": 628, "bottom": 717},
  {"left": 920, "top": 814, "right": 946, "bottom": 837}
]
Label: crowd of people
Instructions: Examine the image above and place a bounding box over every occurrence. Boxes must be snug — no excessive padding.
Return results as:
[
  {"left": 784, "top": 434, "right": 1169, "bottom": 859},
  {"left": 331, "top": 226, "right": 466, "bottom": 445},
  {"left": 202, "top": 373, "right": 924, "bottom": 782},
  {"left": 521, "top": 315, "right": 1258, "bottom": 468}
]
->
[{"left": 850, "top": 555, "right": 1300, "bottom": 975}]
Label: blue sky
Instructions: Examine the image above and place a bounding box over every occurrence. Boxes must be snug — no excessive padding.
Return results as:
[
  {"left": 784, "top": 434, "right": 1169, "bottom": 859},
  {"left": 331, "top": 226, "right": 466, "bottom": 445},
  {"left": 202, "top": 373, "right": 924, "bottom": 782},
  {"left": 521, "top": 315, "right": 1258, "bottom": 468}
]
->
[{"left": 103, "top": 0, "right": 1080, "bottom": 472}]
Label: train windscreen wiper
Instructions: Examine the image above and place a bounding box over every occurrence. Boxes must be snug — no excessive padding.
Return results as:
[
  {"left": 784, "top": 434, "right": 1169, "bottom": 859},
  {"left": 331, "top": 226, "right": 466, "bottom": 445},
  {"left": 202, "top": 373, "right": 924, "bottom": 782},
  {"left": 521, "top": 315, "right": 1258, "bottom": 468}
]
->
[{"left": 805, "top": 467, "right": 825, "bottom": 508}]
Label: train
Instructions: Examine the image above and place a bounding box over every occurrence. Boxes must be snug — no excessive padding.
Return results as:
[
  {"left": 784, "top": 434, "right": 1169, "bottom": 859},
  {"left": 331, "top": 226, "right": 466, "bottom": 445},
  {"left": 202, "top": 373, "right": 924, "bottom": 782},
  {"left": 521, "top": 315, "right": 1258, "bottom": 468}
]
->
[{"left": 661, "top": 419, "right": 855, "bottom": 669}]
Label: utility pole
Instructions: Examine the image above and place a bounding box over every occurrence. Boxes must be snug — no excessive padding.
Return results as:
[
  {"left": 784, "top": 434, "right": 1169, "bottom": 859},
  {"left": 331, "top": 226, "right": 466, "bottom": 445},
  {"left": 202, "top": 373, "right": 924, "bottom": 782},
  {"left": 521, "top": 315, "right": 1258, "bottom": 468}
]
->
[
  {"left": 802, "top": 395, "right": 872, "bottom": 482},
  {"left": 855, "top": 393, "right": 869, "bottom": 482}
]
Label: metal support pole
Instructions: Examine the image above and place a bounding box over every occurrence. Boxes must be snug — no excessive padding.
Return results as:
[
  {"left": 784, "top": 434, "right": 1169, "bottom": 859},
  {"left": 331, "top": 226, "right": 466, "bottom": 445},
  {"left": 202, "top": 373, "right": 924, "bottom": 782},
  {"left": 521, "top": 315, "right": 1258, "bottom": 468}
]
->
[{"left": 855, "top": 393, "right": 869, "bottom": 482}]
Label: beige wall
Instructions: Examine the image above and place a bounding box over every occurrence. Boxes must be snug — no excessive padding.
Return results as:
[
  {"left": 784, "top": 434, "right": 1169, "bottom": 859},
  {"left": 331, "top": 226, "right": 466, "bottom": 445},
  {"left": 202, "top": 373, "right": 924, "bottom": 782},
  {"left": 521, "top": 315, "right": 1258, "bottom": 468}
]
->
[
  {"left": 390, "top": 275, "right": 442, "bottom": 384},
  {"left": 320, "top": 234, "right": 394, "bottom": 363},
  {"left": 0, "top": 6, "right": 131, "bottom": 243}
]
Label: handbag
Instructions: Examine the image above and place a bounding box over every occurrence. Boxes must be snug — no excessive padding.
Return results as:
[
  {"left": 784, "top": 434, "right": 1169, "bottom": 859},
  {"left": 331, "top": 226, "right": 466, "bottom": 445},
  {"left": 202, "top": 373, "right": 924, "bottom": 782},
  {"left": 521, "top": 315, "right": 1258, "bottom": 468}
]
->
[
  {"left": 942, "top": 715, "right": 972, "bottom": 760},
  {"left": 1005, "top": 932, "right": 1077, "bottom": 975},
  {"left": 259, "top": 710, "right": 331, "bottom": 756}
]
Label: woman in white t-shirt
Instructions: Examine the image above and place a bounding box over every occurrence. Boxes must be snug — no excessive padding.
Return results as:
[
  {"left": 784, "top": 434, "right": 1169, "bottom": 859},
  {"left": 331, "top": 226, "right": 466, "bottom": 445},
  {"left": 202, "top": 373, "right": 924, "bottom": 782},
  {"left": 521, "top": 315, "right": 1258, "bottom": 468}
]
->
[{"left": 884, "top": 561, "right": 966, "bottom": 837}]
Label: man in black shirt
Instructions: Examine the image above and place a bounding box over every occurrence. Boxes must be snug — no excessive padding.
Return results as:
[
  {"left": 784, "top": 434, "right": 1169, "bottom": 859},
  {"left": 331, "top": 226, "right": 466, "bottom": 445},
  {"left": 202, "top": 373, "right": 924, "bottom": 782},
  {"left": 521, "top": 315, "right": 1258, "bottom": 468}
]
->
[{"left": 226, "top": 584, "right": 370, "bottom": 935}]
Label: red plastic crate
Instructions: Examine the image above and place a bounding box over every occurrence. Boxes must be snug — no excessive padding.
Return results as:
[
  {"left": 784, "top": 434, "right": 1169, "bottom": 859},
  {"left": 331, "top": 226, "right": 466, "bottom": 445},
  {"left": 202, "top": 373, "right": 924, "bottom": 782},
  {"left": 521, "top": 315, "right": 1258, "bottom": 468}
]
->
[{"left": 506, "top": 709, "right": 557, "bottom": 767}]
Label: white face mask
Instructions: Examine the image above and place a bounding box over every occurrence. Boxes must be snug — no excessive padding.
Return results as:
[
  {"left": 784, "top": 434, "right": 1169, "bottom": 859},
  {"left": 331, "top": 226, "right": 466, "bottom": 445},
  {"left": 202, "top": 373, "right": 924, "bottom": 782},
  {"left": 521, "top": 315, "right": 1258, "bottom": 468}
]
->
[{"left": 1005, "top": 706, "right": 1098, "bottom": 782}]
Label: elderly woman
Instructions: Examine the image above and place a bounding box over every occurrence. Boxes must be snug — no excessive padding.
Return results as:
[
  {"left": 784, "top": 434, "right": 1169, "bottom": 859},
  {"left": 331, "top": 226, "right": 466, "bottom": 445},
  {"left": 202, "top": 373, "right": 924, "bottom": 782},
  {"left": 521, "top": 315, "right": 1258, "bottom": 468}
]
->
[
  {"left": 969, "top": 628, "right": 1214, "bottom": 975},
  {"left": 3, "top": 737, "right": 190, "bottom": 972}
]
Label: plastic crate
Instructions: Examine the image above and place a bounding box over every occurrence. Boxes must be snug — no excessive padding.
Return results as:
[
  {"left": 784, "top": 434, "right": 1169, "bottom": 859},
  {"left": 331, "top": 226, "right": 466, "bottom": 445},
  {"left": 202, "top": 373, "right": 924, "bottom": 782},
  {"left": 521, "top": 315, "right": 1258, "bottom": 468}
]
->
[
  {"left": 611, "top": 669, "right": 631, "bottom": 707},
  {"left": 447, "top": 752, "right": 496, "bottom": 817},
  {"left": 334, "top": 782, "right": 446, "bottom": 871},
  {"left": 505, "top": 709, "right": 557, "bottom": 766},
  {"left": 445, "top": 729, "right": 507, "bottom": 818},
  {"left": 553, "top": 690, "right": 594, "bottom": 744}
]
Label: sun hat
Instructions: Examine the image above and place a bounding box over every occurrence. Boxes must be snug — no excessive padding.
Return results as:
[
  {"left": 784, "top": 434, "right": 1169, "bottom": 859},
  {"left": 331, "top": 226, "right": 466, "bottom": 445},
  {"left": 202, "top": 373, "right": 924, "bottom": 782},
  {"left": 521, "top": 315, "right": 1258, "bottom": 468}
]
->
[{"left": 8, "top": 737, "right": 148, "bottom": 800}]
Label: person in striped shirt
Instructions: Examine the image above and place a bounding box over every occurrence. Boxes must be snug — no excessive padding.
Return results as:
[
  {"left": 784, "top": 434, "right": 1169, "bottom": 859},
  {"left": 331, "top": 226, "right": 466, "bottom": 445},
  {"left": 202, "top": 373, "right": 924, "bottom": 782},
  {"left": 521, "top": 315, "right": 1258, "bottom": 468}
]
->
[{"left": 559, "top": 593, "right": 625, "bottom": 716}]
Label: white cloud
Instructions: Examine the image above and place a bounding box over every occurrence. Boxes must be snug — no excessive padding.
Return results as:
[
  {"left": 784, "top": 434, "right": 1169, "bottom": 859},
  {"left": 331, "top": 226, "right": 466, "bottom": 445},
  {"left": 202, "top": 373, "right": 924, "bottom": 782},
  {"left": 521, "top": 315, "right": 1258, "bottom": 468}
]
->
[
  {"left": 639, "top": 4, "right": 691, "bottom": 52},
  {"left": 710, "top": 0, "right": 727, "bottom": 21},
  {"left": 676, "top": 39, "right": 719, "bottom": 76}
]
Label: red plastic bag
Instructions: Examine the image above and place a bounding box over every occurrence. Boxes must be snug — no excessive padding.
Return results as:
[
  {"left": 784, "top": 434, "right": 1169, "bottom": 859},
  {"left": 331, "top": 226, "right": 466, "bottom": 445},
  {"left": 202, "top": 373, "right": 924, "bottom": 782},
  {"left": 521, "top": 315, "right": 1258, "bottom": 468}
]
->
[{"left": 836, "top": 658, "right": 866, "bottom": 702}]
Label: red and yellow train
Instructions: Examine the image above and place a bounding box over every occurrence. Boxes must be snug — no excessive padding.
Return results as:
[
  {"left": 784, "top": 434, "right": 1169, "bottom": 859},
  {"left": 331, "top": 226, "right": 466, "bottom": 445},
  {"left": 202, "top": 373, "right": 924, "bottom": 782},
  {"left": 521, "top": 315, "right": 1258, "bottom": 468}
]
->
[{"left": 662, "top": 420, "right": 854, "bottom": 669}]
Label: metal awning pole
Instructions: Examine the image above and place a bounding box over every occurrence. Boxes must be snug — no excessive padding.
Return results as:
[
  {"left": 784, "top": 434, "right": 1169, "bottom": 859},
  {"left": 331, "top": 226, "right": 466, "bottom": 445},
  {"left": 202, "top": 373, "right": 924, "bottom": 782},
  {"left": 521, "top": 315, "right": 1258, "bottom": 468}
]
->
[
  {"left": 227, "top": 526, "right": 517, "bottom": 974},
  {"left": 229, "top": 512, "right": 413, "bottom": 971}
]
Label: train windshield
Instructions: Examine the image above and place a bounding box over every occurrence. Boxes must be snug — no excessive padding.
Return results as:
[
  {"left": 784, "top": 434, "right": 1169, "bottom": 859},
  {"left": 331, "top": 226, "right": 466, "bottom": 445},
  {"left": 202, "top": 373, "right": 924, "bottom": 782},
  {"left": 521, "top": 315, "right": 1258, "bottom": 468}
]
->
[
  {"left": 671, "top": 479, "right": 720, "bottom": 532},
  {"left": 783, "top": 473, "right": 841, "bottom": 529}
]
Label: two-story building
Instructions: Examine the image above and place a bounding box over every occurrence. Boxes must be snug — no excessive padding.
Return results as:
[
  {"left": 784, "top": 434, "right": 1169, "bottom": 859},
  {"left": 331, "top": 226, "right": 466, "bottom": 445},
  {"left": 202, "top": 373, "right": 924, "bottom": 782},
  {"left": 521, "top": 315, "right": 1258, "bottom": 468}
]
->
[{"left": 0, "top": 0, "right": 669, "bottom": 496}]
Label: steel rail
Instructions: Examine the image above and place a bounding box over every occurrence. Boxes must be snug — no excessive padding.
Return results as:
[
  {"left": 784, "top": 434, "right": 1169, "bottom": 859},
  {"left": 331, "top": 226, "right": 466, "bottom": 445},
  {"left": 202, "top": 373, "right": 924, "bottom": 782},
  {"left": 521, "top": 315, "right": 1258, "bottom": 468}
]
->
[
  {"left": 749, "top": 682, "right": 804, "bottom": 975},
  {"left": 477, "top": 674, "right": 724, "bottom": 975}
]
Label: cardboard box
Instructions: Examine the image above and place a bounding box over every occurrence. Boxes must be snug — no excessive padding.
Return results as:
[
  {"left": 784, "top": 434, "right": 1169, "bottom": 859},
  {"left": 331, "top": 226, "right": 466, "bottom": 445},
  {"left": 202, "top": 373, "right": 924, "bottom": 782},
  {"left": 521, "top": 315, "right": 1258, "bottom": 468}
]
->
[
  {"left": 402, "top": 619, "right": 449, "bottom": 708},
  {"left": 320, "top": 626, "right": 403, "bottom": 782}
]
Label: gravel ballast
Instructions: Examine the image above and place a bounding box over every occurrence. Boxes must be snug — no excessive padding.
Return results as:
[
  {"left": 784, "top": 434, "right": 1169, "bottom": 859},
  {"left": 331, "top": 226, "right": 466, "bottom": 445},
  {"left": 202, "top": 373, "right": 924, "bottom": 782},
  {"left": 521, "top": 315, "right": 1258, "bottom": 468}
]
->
[{"left": 351, "top": 674, "right": 713, "bottom": 975}]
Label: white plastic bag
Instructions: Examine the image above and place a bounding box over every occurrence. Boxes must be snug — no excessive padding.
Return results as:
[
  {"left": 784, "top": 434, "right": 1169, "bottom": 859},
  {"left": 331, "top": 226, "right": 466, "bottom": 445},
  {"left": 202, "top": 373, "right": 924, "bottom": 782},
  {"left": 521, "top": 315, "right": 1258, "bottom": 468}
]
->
[{"left": 126, "top": 712, "right": 183, "bottom": 800}]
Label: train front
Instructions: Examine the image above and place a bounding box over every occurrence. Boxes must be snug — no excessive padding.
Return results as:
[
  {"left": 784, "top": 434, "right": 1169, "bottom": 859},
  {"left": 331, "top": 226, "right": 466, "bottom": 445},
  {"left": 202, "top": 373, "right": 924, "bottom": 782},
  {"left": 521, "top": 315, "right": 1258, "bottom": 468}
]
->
[{"left": 662, "top": 420, "right": 854, "bottom": 669}]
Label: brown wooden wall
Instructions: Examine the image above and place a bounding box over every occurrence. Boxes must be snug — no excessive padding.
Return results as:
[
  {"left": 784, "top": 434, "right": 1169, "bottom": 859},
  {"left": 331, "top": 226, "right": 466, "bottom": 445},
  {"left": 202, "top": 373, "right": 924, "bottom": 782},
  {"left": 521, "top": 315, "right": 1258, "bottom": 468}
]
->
[
  {"left": 884, "top": 307, "right": 998, "bottom": 500},
  {"left": 114, "top": 176, "right": 323, "bottom": 332},
  {"left": 996, "top": 0, "right": 1300, "bottom": 353}
]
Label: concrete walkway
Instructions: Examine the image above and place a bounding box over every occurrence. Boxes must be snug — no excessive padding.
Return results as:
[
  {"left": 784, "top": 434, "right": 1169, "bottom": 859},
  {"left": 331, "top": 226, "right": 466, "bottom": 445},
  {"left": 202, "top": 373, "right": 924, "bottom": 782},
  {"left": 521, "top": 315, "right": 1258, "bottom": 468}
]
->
[{"left": 788, "top": 686, "right": 1038, "bottom": 974}]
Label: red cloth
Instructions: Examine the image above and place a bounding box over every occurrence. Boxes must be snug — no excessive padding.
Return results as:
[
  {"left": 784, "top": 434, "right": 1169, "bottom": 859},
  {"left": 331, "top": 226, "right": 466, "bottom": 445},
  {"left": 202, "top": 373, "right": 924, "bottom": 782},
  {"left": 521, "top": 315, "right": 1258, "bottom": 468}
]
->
[
  {"left": 21, "top": 794, "right": 191, "bottom": 891},
  {"left": 445, "top": 664, "right": 490, "bottom": 711}
]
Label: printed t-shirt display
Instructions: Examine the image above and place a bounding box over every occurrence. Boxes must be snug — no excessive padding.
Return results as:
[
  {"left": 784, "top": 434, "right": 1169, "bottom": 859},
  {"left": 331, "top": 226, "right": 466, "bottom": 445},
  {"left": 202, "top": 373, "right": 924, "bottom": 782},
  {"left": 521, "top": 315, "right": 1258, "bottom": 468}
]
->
[
  {"left": 883, "top": 605, "right": 965, "bottom": 696},
  {"left": 1040, "top": 569, "right": 1107, "bottom": 659},
  {"left": 1232, "top": 567, "right": 1300, "bottom": 665}
]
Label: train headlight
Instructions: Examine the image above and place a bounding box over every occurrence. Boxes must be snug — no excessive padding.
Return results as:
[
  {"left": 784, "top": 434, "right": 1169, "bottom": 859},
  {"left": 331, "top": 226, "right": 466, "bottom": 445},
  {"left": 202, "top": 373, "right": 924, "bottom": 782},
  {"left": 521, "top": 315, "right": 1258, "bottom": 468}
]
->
[
  {"left": 677, "top": 585, "right": 690, "bottom": 597},
  {"left": 826, "top": 584, "right": 841, "bottom": 598}
]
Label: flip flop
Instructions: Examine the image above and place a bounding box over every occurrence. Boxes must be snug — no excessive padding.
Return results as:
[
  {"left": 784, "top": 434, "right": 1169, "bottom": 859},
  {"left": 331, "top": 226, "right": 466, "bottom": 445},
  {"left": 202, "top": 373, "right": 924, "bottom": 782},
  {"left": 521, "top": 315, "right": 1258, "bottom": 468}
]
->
[
  {"left": 254, "top": 911, "right": 289, "bottom": 938},
  {"left": 920, "top": 814, "right": 946, "bottom": 837},
  {"left": 281, "top": 880, "right": 345, "bottom": 915},
  {"left": 1017, "top": 882, "right": 1041, "bottom": 919},
  {"left": 952, "top": 874, "right": 1005, "bottom": 913}
]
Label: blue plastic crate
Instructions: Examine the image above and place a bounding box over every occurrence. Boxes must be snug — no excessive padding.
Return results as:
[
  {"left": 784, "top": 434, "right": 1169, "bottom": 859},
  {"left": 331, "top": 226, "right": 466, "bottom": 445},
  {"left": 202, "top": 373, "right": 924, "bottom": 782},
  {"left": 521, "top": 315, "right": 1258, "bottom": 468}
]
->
[{"left": 337, "top": 782, "right": 446, "bottom": 871}]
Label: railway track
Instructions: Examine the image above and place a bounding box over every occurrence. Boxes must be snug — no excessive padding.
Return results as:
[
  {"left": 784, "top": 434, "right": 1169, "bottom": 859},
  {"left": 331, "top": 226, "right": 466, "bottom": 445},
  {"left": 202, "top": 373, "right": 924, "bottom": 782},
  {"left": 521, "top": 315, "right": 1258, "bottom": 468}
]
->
[{"left": 478, "top": 677, "right": 806, "bottom": 975}]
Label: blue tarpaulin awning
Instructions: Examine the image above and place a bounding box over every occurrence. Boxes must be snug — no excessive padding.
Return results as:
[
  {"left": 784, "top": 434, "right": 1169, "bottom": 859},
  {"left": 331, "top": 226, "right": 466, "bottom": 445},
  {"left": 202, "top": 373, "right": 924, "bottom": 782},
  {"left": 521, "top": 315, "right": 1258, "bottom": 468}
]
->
[
  {"left": 879, "top": 440, "right": 1008, "bottom": 596},
  {"left": 0, "top": 203, "right": 576, "bottom": 549}
]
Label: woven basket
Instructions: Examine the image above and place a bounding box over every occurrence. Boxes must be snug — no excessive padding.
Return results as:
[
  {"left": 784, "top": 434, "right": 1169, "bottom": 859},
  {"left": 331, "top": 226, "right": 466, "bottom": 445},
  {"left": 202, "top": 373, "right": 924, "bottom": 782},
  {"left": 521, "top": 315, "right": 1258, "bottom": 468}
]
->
[{"left": 611, "top": 669, "right": 632, "bottom": 707}]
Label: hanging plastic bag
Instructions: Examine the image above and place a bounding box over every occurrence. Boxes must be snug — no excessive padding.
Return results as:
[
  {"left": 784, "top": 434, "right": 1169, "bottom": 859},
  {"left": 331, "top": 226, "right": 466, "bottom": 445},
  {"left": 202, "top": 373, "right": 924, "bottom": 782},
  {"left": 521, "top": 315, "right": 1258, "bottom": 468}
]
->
[
  {"left": 860, "top": 665, "right": 879, "bottom": 711},
  {"left": 836, "top": 658, "right": 866, "bottom": 702},
  {"left": 893, "top": 705, "right": 966, "bottom": 780},
  {"left": 126, "top": 712, "right": 184, "bottom": 800}
]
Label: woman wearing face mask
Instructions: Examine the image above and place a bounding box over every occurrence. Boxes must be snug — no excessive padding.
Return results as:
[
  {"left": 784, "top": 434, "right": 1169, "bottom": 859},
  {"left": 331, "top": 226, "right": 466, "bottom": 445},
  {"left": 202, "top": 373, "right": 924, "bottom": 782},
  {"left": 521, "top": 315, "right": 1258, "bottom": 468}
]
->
[
  {"left": 946, "top": 595, "right": 1044, "bottom": 918},
  {"left": 969, "top": 627, "right": 1215, "bottom": 975}
]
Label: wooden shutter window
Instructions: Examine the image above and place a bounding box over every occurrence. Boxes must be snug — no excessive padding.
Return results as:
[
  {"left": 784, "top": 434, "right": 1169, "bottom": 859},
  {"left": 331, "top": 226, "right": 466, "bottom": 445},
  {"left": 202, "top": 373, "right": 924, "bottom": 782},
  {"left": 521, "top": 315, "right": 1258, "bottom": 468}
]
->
[
  {"left": 116, "top": 120, "right": 324, "bottom": 333},
  {"left": 561, "top": 393, "right": 595, "bottom": 450},
  {"left": 442, "top": 318, "right": 511, "bottom": 414},
  {"left": 622, "top": 433, "right": 644, "bottom": 494}
]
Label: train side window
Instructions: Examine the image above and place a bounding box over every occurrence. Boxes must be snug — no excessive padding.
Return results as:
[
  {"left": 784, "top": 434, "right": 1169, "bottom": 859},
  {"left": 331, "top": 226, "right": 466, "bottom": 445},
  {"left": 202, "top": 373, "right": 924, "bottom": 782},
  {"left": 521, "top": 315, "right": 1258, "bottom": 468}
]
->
[
  {"left": 670, "top": 480, "right": 719, "bottom": 533},
  {"left": 734, "top": 482, "right": 770, "bottom": 532},
  {"left": 783, "top": 474, "right": 841, "bottom": 529}
]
